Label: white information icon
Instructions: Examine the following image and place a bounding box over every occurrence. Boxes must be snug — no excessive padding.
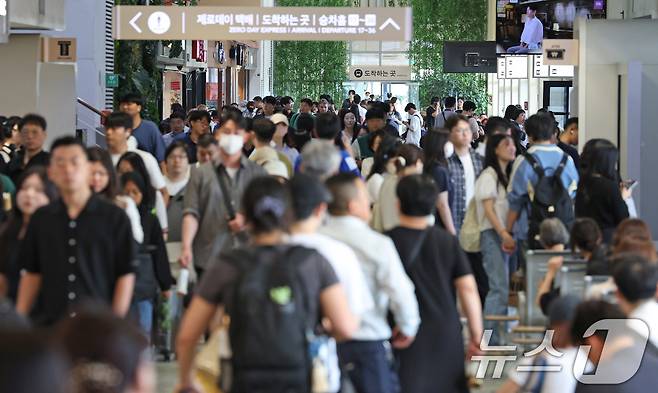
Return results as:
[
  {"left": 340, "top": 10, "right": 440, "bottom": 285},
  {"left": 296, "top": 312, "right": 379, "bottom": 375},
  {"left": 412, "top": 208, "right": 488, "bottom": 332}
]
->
[{"left": 148, "top": 12, "right": 171, "bottom": 35}]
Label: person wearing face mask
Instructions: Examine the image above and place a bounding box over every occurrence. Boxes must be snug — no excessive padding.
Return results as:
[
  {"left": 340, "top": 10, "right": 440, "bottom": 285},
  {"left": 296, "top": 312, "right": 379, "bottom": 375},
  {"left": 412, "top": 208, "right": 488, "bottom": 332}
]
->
[
  {"left": 0, "top": 167, "right": 58, "bottom": 302},
  {"left": 179, "top": 109, "right": 266, "bottom": 280}
]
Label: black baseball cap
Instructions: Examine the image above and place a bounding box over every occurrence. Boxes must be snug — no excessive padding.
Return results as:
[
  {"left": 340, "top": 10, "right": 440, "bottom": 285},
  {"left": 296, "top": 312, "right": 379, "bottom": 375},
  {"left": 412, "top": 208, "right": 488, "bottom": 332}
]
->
[{"left": 288, "top": 173, "right": 332, "bottom": 221}]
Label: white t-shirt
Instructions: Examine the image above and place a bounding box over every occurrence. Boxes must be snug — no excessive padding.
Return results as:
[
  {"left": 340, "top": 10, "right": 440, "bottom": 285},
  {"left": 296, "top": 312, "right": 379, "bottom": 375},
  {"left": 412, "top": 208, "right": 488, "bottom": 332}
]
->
[
  {"left": 459, "top": 152, "right": 476, "bottom": 207},
  {"left": 474, "top": 167, "right": 509, "bottom": 232},
  {"left": 165, "top": 174, "right": 190, "bottom": 196},
  {"left": 289, "top": 233, "right": 374, "bottom": 317},
  {"left": 155, "top": 191, "right": 168, "bottom": 231},
  {"left": 111, "top": 148, "right": 166, "bottom": 191},
  {"left": 630, "top": 300, "right": 658, "bottom": 350},
  {"left": 116, "top": 195, "right": 144, "bottom": 244},
  {"left": 225, "top": 166, "right": 239, "bottom": 180},
  {"left": 508, "top": 347, "right": 590, "bottom": 393},
  {"left": 521, "top": 16, "right": 544, "bottom": 49},
  {"left": 358, "top": 105, "right": 367, "bottom": 123},
  {"left": 405, "top": 113, "right": 422, "bottom": 147}
]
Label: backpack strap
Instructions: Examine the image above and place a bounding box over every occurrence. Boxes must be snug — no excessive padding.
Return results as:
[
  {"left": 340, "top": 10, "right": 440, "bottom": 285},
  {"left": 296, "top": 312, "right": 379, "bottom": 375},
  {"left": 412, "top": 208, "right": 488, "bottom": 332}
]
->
[
  {"left": 523, "top": 153, "right": 545, "bottom": 178},
  {"left": 553, "top": 154, "right": 569, "bottom": 179},
  {"left": 406, "top": 228, "right": 430, "bottom": 269},
  {"left": 215, "top": 165, "right": 238, "bottom": 220}
]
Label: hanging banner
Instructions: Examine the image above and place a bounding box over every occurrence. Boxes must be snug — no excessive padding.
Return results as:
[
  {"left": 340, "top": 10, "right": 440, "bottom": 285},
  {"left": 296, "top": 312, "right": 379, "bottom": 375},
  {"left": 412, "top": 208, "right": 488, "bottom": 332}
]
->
[{"left": 113, "top": 6, "right": 412, "bottom": 41}]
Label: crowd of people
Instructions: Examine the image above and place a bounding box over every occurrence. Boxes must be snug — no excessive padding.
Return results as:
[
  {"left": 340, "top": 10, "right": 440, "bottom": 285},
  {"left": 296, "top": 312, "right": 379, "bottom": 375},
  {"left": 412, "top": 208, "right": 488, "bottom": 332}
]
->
[{"left": 0, "top": 91, "right": 656, "bottom": 393}]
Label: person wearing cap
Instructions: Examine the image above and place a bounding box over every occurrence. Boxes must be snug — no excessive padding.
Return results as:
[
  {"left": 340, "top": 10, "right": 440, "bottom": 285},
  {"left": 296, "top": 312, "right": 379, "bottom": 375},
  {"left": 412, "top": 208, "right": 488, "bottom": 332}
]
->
[
  {"left": 497, "top": 295, "right": 589, "bottom": 393},
  {"left": 351, "top": 103, "right": 396, "bottom": 162},
  {"left": 288, "top": 173, "right": 374, "bottom": 393},
  {"left": 270, "top": 113, "right": 299, "bottom": 166},
  {"left": 248, "top": 118, "right": 292, "bottom": 179}
]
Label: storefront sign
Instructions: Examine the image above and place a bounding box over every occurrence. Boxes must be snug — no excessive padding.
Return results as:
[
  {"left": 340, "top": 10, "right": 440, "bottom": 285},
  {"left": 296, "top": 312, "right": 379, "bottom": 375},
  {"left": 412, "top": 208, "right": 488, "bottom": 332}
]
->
[
  {"left": 542, "top": 39, "right": 579, "bottom": 66},
  {"left": 192, "top": 40, "right": 206, "bottom": 62},
  {"left": 113, "top": 6, "right": 412, "bottom": 41},
  {"left": 41, "top": 37, "right": 77, "bottom": 63},
  {"left": 106, "top": 73, "right": 119, "bottom": 88},
  {"left": 348, "top": 65, "right": 411, "bottom": 81}
]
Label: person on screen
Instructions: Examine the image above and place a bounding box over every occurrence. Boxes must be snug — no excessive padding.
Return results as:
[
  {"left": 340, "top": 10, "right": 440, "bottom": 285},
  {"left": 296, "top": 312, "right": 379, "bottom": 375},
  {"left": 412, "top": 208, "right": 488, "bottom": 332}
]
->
[{"left": 507, "top": 5, "right": 544, "bottom": 54}]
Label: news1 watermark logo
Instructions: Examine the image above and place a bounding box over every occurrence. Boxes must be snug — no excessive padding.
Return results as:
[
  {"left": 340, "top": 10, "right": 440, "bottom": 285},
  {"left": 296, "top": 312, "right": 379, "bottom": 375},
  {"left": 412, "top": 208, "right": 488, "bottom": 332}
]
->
[{"left": 472, "top": 319, "right": 650, "bottom": 384}]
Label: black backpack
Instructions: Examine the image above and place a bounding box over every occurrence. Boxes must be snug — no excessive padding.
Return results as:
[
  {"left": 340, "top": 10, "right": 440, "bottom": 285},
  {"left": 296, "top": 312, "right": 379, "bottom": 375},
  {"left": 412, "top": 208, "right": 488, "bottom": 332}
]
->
[
  {"left": 525, "top": 153, "right": 574, "bottom": 248},
  {"left": 226, "top": 246, "right": 315, "bottom": 393}
]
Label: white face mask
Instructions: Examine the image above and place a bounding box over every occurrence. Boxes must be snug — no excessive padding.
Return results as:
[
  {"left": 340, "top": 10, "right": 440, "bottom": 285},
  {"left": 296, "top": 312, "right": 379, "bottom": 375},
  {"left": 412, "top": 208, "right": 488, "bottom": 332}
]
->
[
  {"left": 219, "top": 134, "right": 244, "bottom": 155},
  {"left": 444, "top": 141, "right": 455, "bottom": 158}
]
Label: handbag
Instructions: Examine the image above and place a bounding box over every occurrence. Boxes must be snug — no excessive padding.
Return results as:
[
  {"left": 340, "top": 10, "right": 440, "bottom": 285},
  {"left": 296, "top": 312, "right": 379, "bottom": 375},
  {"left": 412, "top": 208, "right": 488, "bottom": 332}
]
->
[{"left": 459, "top": 198, "right": 481, "bottom": 252}]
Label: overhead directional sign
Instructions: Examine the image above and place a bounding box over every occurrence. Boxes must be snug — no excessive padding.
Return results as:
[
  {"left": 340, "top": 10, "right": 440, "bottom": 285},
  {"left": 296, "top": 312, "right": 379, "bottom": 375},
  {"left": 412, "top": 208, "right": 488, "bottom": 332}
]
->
[
  {"left": 113, "top": 6, "right": 412, "bottom": 41},
  {"left": 349, "top": 65, "right": 411, "bottom": 81}
]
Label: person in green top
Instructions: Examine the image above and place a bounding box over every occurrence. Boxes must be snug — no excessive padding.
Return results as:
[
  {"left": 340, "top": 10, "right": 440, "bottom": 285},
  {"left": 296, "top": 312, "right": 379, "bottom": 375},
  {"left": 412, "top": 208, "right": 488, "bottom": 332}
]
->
[
  {"left": 1, "top": 174, "right": 15, "bottom": 196},
  {"left": 352, "top": 105, "right": 389, "bottom": 161},
  {"left": 290, "top": 98, "right": 314, "bottom": 129}
]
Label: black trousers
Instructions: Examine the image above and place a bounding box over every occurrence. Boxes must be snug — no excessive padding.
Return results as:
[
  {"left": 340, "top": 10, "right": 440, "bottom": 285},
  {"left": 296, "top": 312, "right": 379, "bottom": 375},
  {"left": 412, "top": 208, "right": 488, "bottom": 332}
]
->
[{"left": 466, "top": 251, "right": 489, "bottom": 308}]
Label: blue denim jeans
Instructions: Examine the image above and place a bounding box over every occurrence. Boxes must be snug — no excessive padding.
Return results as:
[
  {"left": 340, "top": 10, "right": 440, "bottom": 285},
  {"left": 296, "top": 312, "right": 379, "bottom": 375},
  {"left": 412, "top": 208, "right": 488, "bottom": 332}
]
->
[
  {"left": 137, "top": 299, "right": 154, "bottom": 340},
  {"left": 337, "top": 340, "right": 399, "bottom": 393},
  {"left": 481, "top": 229, "right": 509, "bottom": 345}
]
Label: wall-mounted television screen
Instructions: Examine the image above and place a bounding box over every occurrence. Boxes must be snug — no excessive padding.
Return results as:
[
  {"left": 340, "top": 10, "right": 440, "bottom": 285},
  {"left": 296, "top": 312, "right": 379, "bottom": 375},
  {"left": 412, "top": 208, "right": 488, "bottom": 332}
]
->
[
  {"left": 443, "top": 41, "right": 497, "bottom": 73},
  {"left": 496, "top": 0, "right": 606, "bottom": 55}
]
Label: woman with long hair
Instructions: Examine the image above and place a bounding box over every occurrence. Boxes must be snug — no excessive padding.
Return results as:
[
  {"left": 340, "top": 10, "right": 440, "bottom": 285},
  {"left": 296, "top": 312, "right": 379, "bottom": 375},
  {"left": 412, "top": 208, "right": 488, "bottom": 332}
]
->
[
  {"left": 120, "top": 171, "right": 173, "bottom": 337},
  {"left": 338, "top": 108, "right": 362, "bottom": 145},
  {"left": 0, "top": 167, "right": 57, "bottom": 301},
  {"left": 474, "top": 133, "right": 516, "bottom": 344},
  {"left": 422, "top": 129, "right": 456, "bottom": 234},
  {"left": 117, "top": 152, "right": 168, "bottom": 238},
  {"left": 88, "top": 147, "right": 143, "bottom": 243},
  {"left": 575, "top": 139, "right": 629, "bottom": 244},
  {"left": 365, "top": 133, "right": 400, "bottom": 204}
]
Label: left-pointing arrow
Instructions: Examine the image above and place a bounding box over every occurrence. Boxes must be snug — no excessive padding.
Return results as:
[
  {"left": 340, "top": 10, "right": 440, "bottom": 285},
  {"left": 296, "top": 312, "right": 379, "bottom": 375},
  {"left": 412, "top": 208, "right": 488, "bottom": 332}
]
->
[{"left": 130, "top": 12, "right": 142, "bottom": 33}]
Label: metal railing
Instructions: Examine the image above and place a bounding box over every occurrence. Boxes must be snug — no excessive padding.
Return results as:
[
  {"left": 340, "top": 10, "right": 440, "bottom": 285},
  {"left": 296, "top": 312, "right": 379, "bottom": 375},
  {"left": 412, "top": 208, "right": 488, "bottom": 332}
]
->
[{"left": 76, "top": 97, "right": 109, "bottom": 147}]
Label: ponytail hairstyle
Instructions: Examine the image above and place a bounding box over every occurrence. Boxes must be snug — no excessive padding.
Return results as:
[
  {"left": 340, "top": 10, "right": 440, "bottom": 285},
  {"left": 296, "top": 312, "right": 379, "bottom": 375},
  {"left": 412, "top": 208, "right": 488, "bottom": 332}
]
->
[
  {"left": 242, "top": 176, "right": 292, "bottom": 235},
  {"left": 394, "top": 144, "right": 424, "bottom": 174}
]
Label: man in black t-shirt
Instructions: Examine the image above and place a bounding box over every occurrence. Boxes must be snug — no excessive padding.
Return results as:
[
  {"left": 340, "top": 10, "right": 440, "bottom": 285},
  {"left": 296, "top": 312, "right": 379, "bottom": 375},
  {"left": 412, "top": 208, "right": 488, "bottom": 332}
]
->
[{"left": 16, "top": 137, "right": 136, "bottom": 325}]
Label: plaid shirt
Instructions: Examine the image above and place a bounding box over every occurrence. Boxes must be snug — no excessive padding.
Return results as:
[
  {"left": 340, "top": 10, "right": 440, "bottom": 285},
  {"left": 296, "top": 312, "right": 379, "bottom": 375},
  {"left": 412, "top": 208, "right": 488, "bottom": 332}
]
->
[{"left": 448, "top": 149, "right": 484, "bottom": 233}]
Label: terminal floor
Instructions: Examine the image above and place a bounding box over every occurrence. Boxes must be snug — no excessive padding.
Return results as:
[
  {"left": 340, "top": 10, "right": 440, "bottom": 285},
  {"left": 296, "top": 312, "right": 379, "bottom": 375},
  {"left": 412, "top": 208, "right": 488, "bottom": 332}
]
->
[{"left": 155, "top": 360, "right": 510, "bottom": 393}]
